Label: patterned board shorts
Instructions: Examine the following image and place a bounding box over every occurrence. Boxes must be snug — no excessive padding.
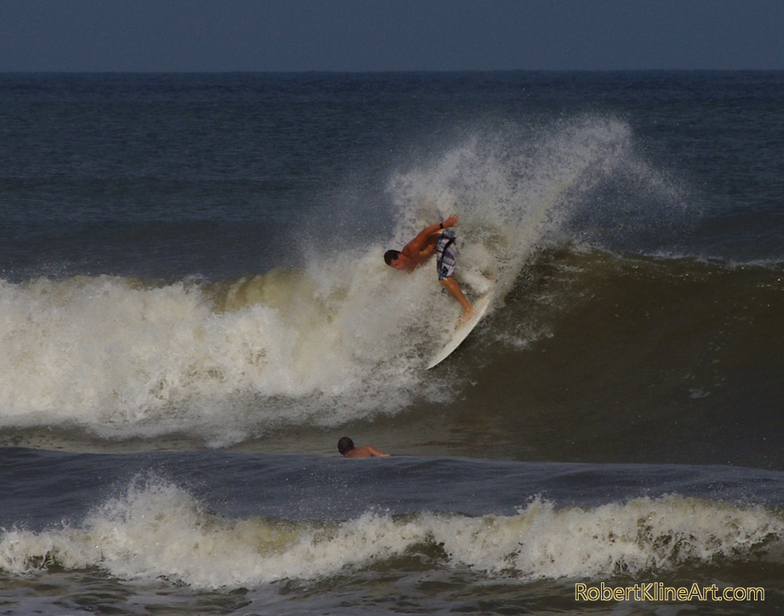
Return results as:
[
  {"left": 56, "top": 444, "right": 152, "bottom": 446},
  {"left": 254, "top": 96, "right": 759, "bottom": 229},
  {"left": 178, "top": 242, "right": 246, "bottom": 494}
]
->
[{"left": 436, "top": 229, "right": 457, "bottom": 280}]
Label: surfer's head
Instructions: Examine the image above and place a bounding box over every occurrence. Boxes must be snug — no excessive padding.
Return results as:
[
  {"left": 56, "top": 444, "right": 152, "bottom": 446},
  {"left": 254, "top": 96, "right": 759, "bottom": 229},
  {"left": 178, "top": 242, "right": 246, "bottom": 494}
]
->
[
  {"left": 384, "top": 250, "right": 406, "bottom": 269},
  {"left": 384, "top": 250, "right": 400, "bottom": 266},
  {"left": 338, "top": 437, "right": 355, "bottom": 456}
]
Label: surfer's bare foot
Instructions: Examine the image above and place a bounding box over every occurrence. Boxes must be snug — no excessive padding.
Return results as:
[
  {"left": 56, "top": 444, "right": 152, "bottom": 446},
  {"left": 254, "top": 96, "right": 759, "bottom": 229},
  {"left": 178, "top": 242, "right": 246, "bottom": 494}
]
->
[{"left": 458, "top": 308, "right": 477, "bottom": 328}]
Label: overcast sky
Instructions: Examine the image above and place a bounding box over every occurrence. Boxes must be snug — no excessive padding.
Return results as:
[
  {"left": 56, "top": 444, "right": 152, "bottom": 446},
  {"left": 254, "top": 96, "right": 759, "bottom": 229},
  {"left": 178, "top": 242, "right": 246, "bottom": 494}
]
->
[{"left": 1, "top": 0, "right": 782, "bottom": 72}]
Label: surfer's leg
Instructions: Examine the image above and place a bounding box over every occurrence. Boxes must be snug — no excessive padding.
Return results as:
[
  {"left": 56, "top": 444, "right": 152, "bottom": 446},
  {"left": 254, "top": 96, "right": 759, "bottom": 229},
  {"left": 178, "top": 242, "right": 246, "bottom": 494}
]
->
[
  {"left": 435, "top": 230, "right": 475, "bottom": 324},
  {"left": 439, "top": 277, "right": 476, "bottom": 325}
]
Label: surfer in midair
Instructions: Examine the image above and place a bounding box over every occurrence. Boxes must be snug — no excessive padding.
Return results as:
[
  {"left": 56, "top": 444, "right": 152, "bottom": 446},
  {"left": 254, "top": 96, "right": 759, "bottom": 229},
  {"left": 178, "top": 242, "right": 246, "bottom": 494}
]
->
[{"left": 384, "top": 214, "right": 476, "bottom": 324}]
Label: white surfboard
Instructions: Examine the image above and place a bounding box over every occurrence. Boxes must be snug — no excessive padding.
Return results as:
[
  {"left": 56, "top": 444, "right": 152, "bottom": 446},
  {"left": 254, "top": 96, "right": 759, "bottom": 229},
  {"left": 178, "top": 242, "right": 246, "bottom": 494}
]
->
[{"left": 426, "top": 293, "right": 493, "bottom": 369}]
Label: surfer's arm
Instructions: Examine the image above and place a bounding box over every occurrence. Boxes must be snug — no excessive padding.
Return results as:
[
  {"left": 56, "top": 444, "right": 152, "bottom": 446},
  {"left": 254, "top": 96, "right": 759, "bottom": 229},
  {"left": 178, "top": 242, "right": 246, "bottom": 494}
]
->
[
  {"left": 401, "top": 215, "right": 459, "bottom": 262},
  {"left": 346, "top": 445, "right": 390, "bottom": 458}
]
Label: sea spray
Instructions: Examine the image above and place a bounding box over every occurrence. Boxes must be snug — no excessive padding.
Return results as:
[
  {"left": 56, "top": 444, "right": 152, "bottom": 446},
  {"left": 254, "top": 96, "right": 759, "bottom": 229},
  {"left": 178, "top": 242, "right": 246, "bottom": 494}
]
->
[{"left": 386, "top": 115, "right": 667, "bottom": 298}]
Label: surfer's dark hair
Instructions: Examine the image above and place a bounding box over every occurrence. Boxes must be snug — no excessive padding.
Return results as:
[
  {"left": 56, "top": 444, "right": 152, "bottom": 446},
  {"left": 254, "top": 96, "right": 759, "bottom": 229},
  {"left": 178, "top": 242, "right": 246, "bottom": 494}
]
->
[
  {"left": 384, "top": 250, "right": 400, "bottom": 266},
  {"left": 338, "top": 437, "right": 355, "bottom": 455}
]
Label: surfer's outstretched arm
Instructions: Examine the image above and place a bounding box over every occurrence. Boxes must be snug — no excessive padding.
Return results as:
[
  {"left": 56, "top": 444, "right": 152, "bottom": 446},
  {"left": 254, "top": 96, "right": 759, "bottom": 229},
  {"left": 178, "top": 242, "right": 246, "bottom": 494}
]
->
[{"left": 400, "top": 214, "right": 460, "bottom": 265}]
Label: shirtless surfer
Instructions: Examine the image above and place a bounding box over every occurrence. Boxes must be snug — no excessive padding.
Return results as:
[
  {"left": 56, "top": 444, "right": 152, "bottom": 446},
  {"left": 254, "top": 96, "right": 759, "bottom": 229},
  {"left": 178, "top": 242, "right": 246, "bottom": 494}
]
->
[
  {"left": 384, "top": 214, "right": 476, "bottom": 325},
  {"left": 338, "top": 437, "right": 390, "bottom": 458}
]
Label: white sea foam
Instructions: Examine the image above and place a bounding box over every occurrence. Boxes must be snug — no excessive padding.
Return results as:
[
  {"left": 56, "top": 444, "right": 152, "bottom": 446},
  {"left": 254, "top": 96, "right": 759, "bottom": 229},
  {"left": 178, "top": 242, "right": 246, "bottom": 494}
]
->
[
  {"left": 1, "top": 478, "right": 781, "bottom": 589},
  {"left": 0, "top": 116, "right": 657, "bottom": 441},
  {"left": 0, "top": 267, "right": 434, "bottom": 442}
]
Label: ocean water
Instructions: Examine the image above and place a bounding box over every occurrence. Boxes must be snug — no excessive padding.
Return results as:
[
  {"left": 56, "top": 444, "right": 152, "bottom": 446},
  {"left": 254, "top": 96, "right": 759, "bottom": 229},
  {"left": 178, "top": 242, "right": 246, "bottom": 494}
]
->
[{"left": 1, "top": 72, "right": 783, "bottom": 614}]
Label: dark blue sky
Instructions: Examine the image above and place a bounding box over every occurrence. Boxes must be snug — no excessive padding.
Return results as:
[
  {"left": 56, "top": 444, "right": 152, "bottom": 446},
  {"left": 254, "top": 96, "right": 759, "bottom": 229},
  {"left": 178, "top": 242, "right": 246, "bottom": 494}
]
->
[{"left": 1, "top": 0, "right": 782, "bottom": 72}]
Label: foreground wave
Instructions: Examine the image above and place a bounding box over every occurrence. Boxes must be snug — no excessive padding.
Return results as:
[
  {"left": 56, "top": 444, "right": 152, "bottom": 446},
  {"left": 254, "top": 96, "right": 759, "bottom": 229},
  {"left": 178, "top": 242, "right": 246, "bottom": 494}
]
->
[{"left": 2, "top": 476, "right": 783, "bottom": 589}]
